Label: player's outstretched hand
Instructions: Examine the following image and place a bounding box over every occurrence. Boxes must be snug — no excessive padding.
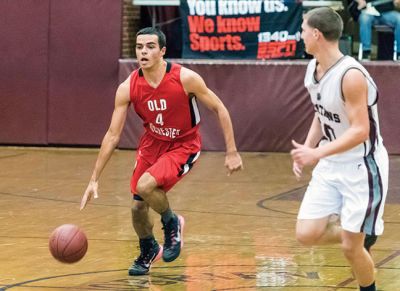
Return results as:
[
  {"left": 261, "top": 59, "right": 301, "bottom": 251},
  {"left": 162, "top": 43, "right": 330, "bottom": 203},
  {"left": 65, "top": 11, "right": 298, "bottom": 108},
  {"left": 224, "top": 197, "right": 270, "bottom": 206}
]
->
[
  {"left": 225, "top": 151, "right": 244, "bottom": 176},
  {"left": 80, "top": 180, "right": 99, "bottom": 210}
]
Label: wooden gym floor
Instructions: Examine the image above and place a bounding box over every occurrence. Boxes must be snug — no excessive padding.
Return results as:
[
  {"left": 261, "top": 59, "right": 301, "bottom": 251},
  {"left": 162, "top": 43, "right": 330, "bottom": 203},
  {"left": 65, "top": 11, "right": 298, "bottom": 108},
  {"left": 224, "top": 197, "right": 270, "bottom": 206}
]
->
[{"left": 0, "top": 147, "right": 399, "bottom": 290}]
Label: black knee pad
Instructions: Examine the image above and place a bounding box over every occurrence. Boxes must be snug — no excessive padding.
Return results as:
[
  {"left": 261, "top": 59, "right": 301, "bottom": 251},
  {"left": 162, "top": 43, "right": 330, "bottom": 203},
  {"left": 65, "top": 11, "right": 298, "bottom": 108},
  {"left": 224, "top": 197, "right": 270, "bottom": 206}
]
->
[{"left": 133, "top": 194, "right": 144, "bottom": 201}]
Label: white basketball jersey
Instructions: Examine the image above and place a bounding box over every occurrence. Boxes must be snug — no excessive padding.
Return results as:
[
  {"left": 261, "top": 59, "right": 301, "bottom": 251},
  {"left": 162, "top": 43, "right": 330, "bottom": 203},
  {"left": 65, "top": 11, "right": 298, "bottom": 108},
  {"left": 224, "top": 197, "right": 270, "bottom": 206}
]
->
[{"left": 304, "top": 56, "right": 385, "bottom": 162}]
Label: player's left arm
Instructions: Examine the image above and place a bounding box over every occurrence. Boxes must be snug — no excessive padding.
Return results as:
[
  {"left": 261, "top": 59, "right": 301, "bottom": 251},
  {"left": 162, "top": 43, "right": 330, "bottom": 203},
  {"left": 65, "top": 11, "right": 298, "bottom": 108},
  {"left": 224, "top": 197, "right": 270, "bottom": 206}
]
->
[
  {"left": 180, "top": 67, "right": 243, "bottom": 175},
  {"left": 292, "top": 69, "right": 370, "bottom": 166}
]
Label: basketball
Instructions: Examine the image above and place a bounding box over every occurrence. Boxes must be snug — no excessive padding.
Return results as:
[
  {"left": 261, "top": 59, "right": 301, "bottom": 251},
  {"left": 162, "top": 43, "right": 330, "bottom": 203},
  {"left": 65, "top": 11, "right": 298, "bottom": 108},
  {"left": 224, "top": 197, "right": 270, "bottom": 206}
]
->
[{"left": 49, "top": 224, "right": 88, "bottom": 264}]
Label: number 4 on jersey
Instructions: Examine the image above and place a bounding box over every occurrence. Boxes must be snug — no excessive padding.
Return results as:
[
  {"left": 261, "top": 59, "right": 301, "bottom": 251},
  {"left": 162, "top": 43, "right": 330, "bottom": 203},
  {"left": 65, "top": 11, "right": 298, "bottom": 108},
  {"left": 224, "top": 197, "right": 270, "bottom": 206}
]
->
[{"left": 156, "top": 113, "right": 164, "bottom": 126}]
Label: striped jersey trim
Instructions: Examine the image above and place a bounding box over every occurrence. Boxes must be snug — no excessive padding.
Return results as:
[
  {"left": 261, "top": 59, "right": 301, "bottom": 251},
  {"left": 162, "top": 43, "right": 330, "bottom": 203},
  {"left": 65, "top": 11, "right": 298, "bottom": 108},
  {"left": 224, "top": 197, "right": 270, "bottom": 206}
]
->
[
  {"left": 178, "top": 151, "right": 201, "bottom": 177},
  {"left": 362, "top": 106, "right": 378, "bottom": 158},
  {"left": 189, "top": 94, "right": 201, "bottom": 128},
  {"left": 360, "top": 154, "right": 384, "bottom": 235},
  {"left": 367, "top": 106, "right": 377, "bottom": 156},
  {"left": 138, "top": 61, "right": 172, "bottom": 77}
]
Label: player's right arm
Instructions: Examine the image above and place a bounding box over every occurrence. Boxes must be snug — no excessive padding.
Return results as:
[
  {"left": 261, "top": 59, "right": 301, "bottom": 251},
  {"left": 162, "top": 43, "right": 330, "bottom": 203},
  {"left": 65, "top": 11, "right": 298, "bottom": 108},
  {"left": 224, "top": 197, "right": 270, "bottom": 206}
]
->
[
  {"left": 291, "top": 113, "right": 323, "bottom": 179},
  {"left": 80, "top": 77, "right": 131, "bottom": 210}
]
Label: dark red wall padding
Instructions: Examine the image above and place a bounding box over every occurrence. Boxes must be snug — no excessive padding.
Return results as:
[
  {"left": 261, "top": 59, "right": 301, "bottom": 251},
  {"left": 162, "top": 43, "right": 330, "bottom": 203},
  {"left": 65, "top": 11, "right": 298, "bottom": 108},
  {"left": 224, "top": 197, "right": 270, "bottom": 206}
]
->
[
  {"left": 0, "top": 0, "right": 121, "bottom": 146},
  {"left": 47, "top": 0, "right": 121, "bottom": 145},
  {"left": 119, "top": 60, "right": 400, "bottom": 154},
  {"left": 0, "top": 1, "right": 50, "bottom": 144},
  {"left": 1, "top": 0, "right": 398, "bottom": 155},
  {"left": 364, "top": 63, "right": 400, "bottom": 155}
]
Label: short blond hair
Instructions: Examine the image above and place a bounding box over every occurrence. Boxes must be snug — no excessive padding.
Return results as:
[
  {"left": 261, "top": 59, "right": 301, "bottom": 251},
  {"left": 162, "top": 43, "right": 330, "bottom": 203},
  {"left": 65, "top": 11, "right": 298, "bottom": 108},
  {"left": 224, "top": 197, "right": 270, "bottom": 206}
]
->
[{"left": 304, "top": 7, "right": 343, "bottom": 41}]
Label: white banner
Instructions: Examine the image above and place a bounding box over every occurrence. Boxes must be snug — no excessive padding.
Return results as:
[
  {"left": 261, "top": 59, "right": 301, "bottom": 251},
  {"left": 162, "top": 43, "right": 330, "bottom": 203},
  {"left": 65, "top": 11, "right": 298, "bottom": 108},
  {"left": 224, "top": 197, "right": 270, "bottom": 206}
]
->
[{"left": 133, "top": 0, "right": 180, "bottom": 6}]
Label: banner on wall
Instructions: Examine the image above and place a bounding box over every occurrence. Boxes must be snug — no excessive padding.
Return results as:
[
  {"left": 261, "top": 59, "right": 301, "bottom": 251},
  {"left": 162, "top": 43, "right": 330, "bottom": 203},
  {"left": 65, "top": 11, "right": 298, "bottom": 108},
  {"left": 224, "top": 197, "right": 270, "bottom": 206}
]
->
[
  {"left": 133, "top": 0, "right": 180, "bottom": 5},
  {"left": 180, "top": 0, "right": 304, "bottom": 59}
]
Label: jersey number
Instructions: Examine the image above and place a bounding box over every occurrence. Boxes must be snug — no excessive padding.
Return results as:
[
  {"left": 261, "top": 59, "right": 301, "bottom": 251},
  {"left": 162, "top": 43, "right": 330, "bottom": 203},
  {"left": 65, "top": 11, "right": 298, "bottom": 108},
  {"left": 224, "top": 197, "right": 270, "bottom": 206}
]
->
[
  {"left": 156, "top": 113, "right": 164, "bottom": 126},
  {"left": 323, "top": 123, "right": 336, "bottom": 141}
]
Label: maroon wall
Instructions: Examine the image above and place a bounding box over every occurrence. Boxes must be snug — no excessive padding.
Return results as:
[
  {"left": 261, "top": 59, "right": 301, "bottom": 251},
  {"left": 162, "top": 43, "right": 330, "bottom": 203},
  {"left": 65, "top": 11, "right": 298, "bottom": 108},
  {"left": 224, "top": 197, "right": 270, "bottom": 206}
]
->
[
  {"left": 365, "top": 63, "right": 400, "bottom": 155},
  {"left": 0, "top": 0, "right": 121, "bottom": 145},
  {"left": 0, "top": 1, "right": 50, "bottom": 144},
  {"left": 119, "top": 59, "right": 400, "bottom": 154},
  {"left": 1, "top": 0, "right": 398, "bottom": 154},
  {"left": 48, "top": 0, "right": 121, "bottom": 145}
]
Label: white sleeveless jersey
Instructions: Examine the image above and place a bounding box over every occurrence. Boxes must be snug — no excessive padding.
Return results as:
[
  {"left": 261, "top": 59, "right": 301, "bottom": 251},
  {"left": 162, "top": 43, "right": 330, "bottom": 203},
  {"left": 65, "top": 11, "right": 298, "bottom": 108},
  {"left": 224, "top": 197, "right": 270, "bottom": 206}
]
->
[{"left": 304, "top": 56, "right": 385, "bottom": 162}]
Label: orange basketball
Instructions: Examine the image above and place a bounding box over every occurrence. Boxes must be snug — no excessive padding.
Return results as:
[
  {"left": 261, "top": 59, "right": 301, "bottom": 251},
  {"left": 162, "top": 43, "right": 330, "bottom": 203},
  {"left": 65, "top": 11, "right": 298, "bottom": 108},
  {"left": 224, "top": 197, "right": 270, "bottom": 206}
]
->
[{"left": 49, "top": 224, "right": 88, "bottom": 264}]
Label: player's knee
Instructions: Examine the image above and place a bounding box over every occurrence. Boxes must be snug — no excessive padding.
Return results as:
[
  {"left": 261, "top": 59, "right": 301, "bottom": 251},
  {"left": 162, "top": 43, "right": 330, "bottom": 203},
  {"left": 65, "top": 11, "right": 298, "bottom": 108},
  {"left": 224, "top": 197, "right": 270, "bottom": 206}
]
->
[
  {"left": 131, "top": 201, "right": 148, "bottom": 218},
  {"left": 135, "top": 181, "right": 151, "bottom": 197},
  {"left": 340, "top": 240, "right": 360, "bottom": 261},
  {"left": 131, "top": 200, "right": 146, "bottom": 212},
  {"left": 296, "top": 229, "right": 319, "bottom": 246},
  {"left": 136, "top": 174, "right": 157, "bottom": 198}
]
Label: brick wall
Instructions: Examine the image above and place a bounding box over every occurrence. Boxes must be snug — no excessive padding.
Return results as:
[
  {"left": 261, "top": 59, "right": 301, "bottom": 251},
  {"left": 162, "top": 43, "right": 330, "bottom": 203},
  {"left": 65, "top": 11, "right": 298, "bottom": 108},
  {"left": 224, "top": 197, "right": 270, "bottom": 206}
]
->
[{"left": 122, "top": 0, "right": 141, "bottom": 58}]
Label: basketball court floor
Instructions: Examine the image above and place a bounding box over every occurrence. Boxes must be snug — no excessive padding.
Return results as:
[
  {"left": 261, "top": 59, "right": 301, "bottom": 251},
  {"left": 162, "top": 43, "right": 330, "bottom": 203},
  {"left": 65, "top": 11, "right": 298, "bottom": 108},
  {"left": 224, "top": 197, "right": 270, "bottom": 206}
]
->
[{"left": 0, "top": 147, "right": 399, "bottom": 290}]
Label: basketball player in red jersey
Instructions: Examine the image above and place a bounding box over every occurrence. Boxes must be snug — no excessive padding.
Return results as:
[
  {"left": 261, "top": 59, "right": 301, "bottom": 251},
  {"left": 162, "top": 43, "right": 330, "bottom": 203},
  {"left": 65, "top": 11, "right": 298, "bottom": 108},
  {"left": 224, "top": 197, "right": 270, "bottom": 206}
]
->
[{"left": 80, "top": 27, "right": 243, "bottom": 276}]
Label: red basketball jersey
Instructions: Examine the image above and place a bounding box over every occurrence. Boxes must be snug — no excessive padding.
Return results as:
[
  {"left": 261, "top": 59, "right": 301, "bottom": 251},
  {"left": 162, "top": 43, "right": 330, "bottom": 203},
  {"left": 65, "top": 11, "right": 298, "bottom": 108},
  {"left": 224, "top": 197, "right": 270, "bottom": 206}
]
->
[{"left": 130, "top": 62, "right": 201, "bottom": 141}]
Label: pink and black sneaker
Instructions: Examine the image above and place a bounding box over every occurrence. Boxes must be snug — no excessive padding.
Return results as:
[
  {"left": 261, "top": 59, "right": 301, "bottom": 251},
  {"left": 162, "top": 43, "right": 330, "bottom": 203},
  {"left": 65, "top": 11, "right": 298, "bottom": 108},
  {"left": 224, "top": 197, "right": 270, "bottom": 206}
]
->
[
  {"left": 162, "top": 214, "right": 185, "bottom": 262},
  {"left": 128, "top": 238, "right": 163, "bottom": 276}
]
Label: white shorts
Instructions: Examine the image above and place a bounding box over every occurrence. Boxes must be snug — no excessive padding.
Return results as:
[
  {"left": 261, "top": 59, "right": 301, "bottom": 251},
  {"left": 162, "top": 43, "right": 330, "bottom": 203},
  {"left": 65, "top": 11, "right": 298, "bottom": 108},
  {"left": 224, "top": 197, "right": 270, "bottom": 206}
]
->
[{"left": 298, "top": 148, "right": 389, "bottom": 235}]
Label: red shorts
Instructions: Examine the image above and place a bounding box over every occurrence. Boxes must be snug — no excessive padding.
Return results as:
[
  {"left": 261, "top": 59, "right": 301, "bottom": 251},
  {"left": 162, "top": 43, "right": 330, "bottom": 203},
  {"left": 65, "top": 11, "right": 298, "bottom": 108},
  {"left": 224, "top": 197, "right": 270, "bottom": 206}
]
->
[{"left": 130, "top": 131, "right": 201, "bottom": 195}]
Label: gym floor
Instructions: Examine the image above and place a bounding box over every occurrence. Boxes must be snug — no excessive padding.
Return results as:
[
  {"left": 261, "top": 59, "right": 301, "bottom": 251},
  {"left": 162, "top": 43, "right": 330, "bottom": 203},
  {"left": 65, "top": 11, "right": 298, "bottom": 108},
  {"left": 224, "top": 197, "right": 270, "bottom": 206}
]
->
[{"left": 0, "top": 147, "right": 399, "bottom": 290}]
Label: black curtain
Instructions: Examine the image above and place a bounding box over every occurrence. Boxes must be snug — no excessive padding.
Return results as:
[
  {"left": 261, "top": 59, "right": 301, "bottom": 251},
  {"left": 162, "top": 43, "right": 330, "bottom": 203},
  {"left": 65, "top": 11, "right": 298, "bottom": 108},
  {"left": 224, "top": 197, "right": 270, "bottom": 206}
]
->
[{"left": 140, "top": 6, "right": 182, "bottom": 58}]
